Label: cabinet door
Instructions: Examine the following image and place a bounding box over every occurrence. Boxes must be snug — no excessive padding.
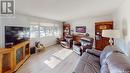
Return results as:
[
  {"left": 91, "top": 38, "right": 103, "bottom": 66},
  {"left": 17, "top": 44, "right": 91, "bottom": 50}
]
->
[
  {"left": 95, "top": 21, "right": 113, "bottom": 50},
  {"left": 63, "top": 24, "right": 70, "bottom": 38}
]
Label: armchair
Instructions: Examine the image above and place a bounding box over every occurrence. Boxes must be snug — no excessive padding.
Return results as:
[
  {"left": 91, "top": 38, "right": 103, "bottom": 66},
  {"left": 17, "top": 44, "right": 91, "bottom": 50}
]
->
[
  {"left": 73, "top": 41, "right": 82, "bottom": 55},
  {"left": 80, "top": 37, "right": 94, "bottom": 52},
  {"left": 60, "top": 36, "right": 73, "bottom": 48},
  {"left": 73, "top": 37, "right": 94, "bottom": 56}
]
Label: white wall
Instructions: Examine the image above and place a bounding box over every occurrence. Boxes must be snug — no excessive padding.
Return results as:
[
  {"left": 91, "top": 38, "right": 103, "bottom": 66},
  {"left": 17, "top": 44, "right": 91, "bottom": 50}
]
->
[
  {"left": 112, "top": 0, "right": 130, "bottom": 56},
  {"left": 67, "top": 15, "right": 113, "bottom": 47},
  {"left": 0, "top": 13, "right": 63, "bottom": 48},
  {"left": 67, "top": 15, "right": 113, "bottom": 37}
]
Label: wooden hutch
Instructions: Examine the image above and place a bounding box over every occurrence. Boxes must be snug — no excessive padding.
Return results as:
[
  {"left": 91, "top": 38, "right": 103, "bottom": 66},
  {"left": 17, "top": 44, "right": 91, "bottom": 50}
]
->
[{"left": 63, "top": 23, "right": 71, "bottom": 39}]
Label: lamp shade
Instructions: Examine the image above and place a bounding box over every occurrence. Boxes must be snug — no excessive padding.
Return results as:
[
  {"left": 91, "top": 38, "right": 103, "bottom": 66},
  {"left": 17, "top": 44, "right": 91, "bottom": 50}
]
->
[{"left": 102, "top": 30, "right": 121, "bottom": 38}]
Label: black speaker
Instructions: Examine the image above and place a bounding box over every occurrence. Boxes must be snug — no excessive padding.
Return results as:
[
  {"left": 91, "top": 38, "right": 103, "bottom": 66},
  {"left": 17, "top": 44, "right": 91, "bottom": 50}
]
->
[{"left": 30, "top": 47, "right": 36, "bottom": 54}]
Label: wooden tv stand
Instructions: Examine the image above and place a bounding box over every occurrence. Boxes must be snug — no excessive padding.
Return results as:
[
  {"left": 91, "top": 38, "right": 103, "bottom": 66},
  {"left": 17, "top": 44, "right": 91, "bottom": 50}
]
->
[{"left": 0, "top": 41, "right": 30, "bottom": 73}]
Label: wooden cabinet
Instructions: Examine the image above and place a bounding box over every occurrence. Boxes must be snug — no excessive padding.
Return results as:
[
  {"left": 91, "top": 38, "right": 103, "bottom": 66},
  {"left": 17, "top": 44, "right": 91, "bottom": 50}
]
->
[
  {"left": 73, "top": 34, "right": 85, "bottom": 43},
  {"left": 12, "top": 41, "right": 30, "bottom": 72},
  {"left": 63, "top": 23, "right": 71, "bottom": 38},
  {"left": 95, "top": 21, "right": 113, "bottom": 51},
  {"left": 0, "top": 41, "right": 30, "bottom": 73},
  {"left": 0, "top": 49, "right": 13, "bottom": 73}
]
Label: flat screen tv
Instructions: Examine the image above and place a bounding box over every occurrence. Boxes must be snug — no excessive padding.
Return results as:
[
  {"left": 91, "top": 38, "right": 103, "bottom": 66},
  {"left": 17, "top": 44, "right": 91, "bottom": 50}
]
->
[
  {"left": 5, "top": 26, "right": 30, "bottom": 48},
  {"left": 76, "top": 26, "right": 86, "bottom": 33}
]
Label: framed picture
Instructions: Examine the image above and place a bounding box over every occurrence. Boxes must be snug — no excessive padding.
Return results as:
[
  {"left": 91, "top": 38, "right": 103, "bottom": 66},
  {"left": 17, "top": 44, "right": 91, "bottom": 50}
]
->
[{"left": 76, "top": 26, "right": 86, "bottom": 33}]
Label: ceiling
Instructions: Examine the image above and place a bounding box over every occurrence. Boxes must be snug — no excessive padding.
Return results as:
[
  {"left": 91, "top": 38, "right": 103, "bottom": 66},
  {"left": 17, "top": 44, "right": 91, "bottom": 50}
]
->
[{"left": 16, "top": 0, "right": 124, "bottom": 21}]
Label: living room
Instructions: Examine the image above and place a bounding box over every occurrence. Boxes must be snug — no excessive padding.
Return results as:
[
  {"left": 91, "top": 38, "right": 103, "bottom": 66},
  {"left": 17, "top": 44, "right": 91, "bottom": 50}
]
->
[{"left": 0, "top": 0, "right": 130, "bottom": 73}]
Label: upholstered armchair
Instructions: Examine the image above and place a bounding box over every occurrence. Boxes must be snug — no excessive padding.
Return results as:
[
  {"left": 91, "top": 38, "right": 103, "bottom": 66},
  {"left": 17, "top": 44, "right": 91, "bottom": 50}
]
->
[
  {"left": 60, "top": 36, "right": 73, "bottom": 48},
  {"left": 73, "top": 41, "right": 82, "bottom": 55},
  {"left": 73, "top": 37, "right": 94, "bottom": 56},
  {"left": 80, "top": 37, "right": 94, "bottom": 53}
]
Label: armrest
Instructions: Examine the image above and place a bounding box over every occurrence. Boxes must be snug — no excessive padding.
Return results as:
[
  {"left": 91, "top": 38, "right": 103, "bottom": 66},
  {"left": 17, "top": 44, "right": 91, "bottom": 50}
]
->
[
  {"left": 82, "top": 45, "right": 93, "bottom": 49},
  {"left": 86, "top": 49, "right": 102, "bottom": 57},
  {"left": 61, "top": 39, "right": 66, "bottom": 41}
]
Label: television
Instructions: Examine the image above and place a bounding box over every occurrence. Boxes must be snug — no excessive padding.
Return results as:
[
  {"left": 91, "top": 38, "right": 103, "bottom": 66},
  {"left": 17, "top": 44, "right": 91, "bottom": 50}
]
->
[
  {"left": 76, "top": 26, "right": 86, "bottom": 33},
  {"left": 5, "top": 26, "right": 30, "bottom": 48}
]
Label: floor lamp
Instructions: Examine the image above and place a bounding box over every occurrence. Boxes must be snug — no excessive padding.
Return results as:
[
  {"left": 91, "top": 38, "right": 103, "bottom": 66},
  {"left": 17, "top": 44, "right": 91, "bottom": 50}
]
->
[{"left": 102, "top": 30, "right": 121, "bottom": 45}]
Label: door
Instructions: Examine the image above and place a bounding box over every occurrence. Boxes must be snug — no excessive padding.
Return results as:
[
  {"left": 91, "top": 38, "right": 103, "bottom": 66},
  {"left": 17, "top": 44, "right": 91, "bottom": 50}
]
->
[{"left": 95, "top": 21, "right": 113, "bottom": 51}]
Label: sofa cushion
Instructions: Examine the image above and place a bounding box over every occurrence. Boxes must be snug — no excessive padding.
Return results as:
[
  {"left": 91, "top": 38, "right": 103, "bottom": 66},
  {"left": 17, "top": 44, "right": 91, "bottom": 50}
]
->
[
  {"left": 86, "top": 49, "right": 101, "bottom": 57},
  {"left": 74, "top": 60, "right": 100, "bottom": 73},
  {"left": 106, "top": 53, "right": 130, "bottom": 73},
  {"left": 100, "top": 45, "right": 124, "bottom": 65},
  {"left": 81, "top": 52, "right": 100, "bottom": 63},
  {"left": 74, "top": 52, "right": 100, "bottom": 73}
]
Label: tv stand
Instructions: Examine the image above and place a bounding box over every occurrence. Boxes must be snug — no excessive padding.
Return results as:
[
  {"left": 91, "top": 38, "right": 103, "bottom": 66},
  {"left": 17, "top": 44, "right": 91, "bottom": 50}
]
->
[{"left": 0, "top": 41, "right": 30, "bottom": 73}]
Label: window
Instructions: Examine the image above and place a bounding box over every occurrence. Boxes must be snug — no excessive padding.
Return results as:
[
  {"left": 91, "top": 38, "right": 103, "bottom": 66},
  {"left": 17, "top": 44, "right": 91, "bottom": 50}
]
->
[
  {"left": 40, "top": 26, "right": 45, "bottom": 37},
  {"left": 44, "top": 26, "right": 54, "bottom": 36},
  {"left": 45, "top": 26, "right": 50, "bottom": 36},
  {"left": 30, "top": 23, "right": 60, "bottom": 38},
  {"left": 54, "top": 26, "right": 60, "bottom": 36},
  {"left": 49, "top": 27, "right": 54, "bottom": 36},
  {"left": 30, "top": 25, "right": 39, "bottom": 38}
]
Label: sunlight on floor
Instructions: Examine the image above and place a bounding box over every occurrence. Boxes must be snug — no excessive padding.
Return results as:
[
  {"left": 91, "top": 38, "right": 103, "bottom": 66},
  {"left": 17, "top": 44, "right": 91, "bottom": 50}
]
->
[
  {"left": 44, "top": 57, "right": 61, "bottom": 69},
  {"left": 53, "top": 48, "right": 73, "bottom": 60},
  {"left": 44, "top": 48, "right": 73, "bottom": 69}
]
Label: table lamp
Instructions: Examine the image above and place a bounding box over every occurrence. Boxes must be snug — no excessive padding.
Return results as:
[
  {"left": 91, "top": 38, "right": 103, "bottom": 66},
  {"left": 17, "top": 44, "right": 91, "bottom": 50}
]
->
[{"left": 102, "top": 30, "right": 121, "bottom": 45}]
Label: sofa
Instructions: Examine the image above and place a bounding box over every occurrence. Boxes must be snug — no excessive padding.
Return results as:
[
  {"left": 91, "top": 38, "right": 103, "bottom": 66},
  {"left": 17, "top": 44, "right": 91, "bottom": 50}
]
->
[{"left": 73, "top": 45, "right": 130, "bottom": 73}]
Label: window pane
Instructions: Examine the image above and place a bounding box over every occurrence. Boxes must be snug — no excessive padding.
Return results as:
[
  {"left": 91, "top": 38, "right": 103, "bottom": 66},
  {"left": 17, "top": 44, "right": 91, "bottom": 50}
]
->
[
  {"left": 54, "top": 27, "right": 60, "bottom": 36},
  {"left": 30, "top": 31, "right": 39, "bottom": 38},
  {"left": 40, "top": 27, "right": 44, "bottom": 30},
  {"left": 40, "top": 31, "right": 45, "bottom": 37},
  {"left": 45, "top": 27, "right": 49, "bottom": 36},
  {"left": 40, "top": 26, "right": 45, "bottom": 37},
  {"left": 30, "top": 25, "right": 39, "bottom": 38},
  {"left": 30, "top": 25, "right": 39, "bottom": 31},
  {"left": 49, "top": 27, "right": 53, "bottom": 36}
]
